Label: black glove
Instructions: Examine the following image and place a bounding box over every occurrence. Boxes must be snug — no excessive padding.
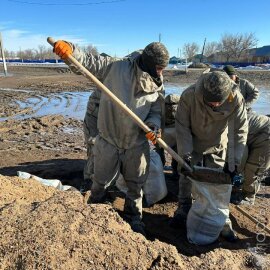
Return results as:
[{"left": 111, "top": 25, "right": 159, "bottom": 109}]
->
[
  {"left": 181, "top": 153, "right": 192, "bottom": 174},
  {"left": 223, "top": 163, "right": 243, "bottom": 187}
]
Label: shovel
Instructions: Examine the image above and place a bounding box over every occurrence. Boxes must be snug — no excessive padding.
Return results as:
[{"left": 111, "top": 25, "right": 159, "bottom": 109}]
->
[{"left": 47, "top": 37, "right": 230, "bottom": 184}]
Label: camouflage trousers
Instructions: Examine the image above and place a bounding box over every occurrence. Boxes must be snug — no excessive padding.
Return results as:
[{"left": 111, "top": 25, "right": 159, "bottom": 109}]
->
[
  {"left": 83, "top": 113, "right": 98, "bottom": 181},
  {"left": 240, "top": 133, "right": 270, "bottom": 196},
  {"left": 91, "top": 136, "right": 150, "bottom": 220}
]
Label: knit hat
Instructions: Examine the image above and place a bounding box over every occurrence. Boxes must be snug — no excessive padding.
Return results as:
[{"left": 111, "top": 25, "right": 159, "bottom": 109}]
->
[
  {"left": 223, "top": 65, "right": 237, "bottom": 76},
  {"left": 203, "top": 71, "right": 232, "bottom": 103},
  {"left": 137, "top": 42, "right": 169, "bottom": 79},
  {"left": 142, "top": 42, "right": 170, "bottom": 67}
]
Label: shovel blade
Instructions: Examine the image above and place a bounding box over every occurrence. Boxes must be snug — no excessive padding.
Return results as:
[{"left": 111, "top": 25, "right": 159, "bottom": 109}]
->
[{"left": 185, "top": 166, "right": 232, "bottom": 185}]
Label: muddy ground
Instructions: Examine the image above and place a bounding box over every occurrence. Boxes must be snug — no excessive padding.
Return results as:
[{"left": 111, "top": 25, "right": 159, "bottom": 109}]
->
[{"left": 0, "top": 65, "right": 269, "bottom": 269}]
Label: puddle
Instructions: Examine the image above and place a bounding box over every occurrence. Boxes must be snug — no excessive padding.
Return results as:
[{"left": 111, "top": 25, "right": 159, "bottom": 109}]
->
[
  {"left": 0, "top": 73, "right": 13, "bottom": 77},
  {"left": 252, "top": 87, "right": 270, "bottom": 115},
  {"left": 0, "top": 91, "right": 91, "bottom": 121},
  {"left": 165, "top": 83, "right": 270, "bottom": 115},
  {"left": 1, "top": 84, "right": 269, "bottom": 122},
  {"left": 164, "top": 83, "right": 190, "bottom": 96}
]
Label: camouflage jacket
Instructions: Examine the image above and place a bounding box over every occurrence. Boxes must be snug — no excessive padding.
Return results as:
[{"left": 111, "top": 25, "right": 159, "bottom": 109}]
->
[
  {"left": 238, "top": 78, "right": 259, "bottom": 109},
  {"left": 175, "top": 73, "right": 248, "bottom": 166},
  {"left": 66, "top": 44, "right": 163, "bottom": 149}
]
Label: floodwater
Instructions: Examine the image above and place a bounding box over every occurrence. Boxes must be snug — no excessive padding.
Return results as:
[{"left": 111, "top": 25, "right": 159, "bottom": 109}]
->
[
  {"left": 165, "top": 83, "right": 270, "bottom": 115},
  {"left": 0, "top": 90, "right": 91, "bottom": 121},
  {"left": 1, "top": 83, "right": 270, "bottom": 121}
]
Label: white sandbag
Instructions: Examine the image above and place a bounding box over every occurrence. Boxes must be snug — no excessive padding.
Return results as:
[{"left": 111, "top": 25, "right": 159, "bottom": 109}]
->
[
  {"left": 143, "top": 150, "right": 167, "bottom": 206},
  {"left": 186, "top": 179, "right": 232, "bottom": 245},
  {"left": 116, "top": 150, "right": 167, "bottom": 206},
  {"left": 17, "top": 171, "right": 73, "bottom": 191}
]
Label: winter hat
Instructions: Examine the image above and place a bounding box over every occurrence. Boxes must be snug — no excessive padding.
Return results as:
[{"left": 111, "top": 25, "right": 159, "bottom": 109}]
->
[
  {"left": 137, "top": 42, "right": 169, "bottom": 79},
  {"left": 223, "top": 65, "right": 237, "bottom": 76},
  {"left": 203, "top": 71, "right": 232, "bottom": 103},
  {"left": 142, "top": 42, "right": 170, "bottom": 67}
]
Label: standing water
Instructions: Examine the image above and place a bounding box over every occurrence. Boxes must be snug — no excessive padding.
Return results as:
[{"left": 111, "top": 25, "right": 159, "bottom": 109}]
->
[
  {"left": 165, "top": 83, "right": 270, "bottom": 115},
  {"left": 1, "top": 84, "right": 269, "bottom": 121}
]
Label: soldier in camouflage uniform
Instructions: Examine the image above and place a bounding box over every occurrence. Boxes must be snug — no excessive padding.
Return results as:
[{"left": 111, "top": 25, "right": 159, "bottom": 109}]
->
[
  {"left": 223, "top": 65, "right": 259, "bottom": 110},
  {"left": 238, "top": 112, "right": 270, "bottom": 204},
  {"left": 223, "top": 65, "right": 270, "bottom": 205},
  {"left": 53, "top": 40, "right": 169, "bottom": 236},
  {"left": 162, "top": 94, "right": 181, "bottom": 176},
  {"left": 81, "top": 88, "right": 100, "bottom": 191},
  {"left": 171, "top": 71, "right": 248, "bottom": 241}
]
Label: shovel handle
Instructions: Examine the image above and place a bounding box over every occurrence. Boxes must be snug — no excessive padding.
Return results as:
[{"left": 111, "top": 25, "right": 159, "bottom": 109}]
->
[{"left": 47, "top": 37, "right": 192, "bottom": 172}]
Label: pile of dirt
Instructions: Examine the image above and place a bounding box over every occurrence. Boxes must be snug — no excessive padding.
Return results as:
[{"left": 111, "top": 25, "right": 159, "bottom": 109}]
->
[
  {"left": 0, "top": 175, "right": 182, "bottom": 269},
  {"left": 1, "top": 175, "right": 268, "bottom": 269},
  {"left": 0, "top": 115, "right": 83, "bottom": 152}
]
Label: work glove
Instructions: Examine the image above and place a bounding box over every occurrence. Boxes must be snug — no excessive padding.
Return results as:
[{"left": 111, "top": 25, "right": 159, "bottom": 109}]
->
[
  {"left": 145, "top": 124, "right": 161, "bottom": 145},
  {"left": 53, "top": 40, "right": 73, "bottom": 60},
  {"left": 223, "top": 163, "right": 243, "bottom": 187},
  {"left": 181, "top": 153, "right": 192, "bottom": 174}
]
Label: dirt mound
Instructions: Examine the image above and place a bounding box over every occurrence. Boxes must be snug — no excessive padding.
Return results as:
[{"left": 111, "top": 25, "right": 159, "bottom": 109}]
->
[
  {"left": 1, "top": 175, "right": 267, "bottom": 269},
  {"left": 0, "top": 175, "right": 184, "bottom": 269}
]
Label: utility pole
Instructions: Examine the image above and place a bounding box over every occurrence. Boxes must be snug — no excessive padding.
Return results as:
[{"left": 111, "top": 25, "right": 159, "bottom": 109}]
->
[
  {"left": 19, "top": 47, "right": 23, "bottom": 63},
  {"left": 200, "top": 38, "right": 206, "bottom": 63},
  {"left": 159, "top": 33, "right": 161, "bottom": 42},
  {"left": 0, "top": 32, "right": 8, "bottom": 76}
]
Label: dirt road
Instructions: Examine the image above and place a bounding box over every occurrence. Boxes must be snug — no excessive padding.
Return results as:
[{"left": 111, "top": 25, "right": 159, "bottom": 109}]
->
[{"left": 0, "top": 65, "right": 269, "bottom": 269}]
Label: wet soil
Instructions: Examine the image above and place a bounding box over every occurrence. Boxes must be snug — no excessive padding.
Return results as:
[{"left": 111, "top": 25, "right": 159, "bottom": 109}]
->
[{"left": 0, "top": 65, "right": 269, "bottom": 269}]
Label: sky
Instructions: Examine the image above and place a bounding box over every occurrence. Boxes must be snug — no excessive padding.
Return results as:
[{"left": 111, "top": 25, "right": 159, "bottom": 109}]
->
[{"left": 0, "top": 0, "right": 270, "bottom": 57}]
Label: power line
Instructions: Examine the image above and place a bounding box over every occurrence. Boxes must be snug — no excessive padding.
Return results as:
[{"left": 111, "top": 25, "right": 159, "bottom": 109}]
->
[{"left": 7, "top": 0, "right": 126, "bottom": 6}]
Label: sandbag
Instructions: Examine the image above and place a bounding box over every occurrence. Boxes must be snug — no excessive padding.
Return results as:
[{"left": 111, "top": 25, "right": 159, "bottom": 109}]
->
[
  {"left": 186, "top": 179, "right": 232, "bottom": 245},
  {"left": 116, "top": 150, "right": 167, "bottom": 206},
  {"left": 17, "top": 171, "right": 73, "bottom": 191}
]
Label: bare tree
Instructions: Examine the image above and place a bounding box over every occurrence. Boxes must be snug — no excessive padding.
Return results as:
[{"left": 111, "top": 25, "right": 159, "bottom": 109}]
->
[
  {"left": 3, "top": 49, "right": 14, "bottom": 59},
  {"left": 17, "top": 49, "right": 35, "bottom": 59},
  {"left": 204, "top": 41, "right": 219, "bottom": 57},
  {"left": 42, "top": 47, "right": 55, "bottom": 59},
  {"left": 182, "top": 42, "right": 200, "bottom": 60},
  {"left": 80, "top": 44, "right": 98, "bottom": 56},
  {"left": 35, "top": 45, "right": 47, "bottom": 60},
  {"left": 219, "top": 32, "right": 258, "bottom": 62}
]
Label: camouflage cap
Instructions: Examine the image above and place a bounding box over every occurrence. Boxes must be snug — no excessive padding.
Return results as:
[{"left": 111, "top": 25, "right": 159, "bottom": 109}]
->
[
  {"left": 203, "top": 71, "right": 232, "bottom": 103},
  {"left": 143, "top": 42, "right": 170, "bottom": 67},
  {"left": 223, "top": 65, "right": 237, "bottom": 76}
]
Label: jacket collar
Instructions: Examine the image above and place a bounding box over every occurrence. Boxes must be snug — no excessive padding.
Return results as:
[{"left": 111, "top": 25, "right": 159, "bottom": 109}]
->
[{"left": 131, "top": 57, "right": 164, "bottom": 94}]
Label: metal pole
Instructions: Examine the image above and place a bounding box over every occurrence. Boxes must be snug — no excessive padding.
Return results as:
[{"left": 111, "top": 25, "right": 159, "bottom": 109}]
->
[
  {"left": 0, "top": 32, "right": 8, "bottom": 76},
  {"left": 200, "top": 38, "right": 206, "bottom": 63},
  {"left": 159, "top": 33, "right": 161, "bottom": 42}
]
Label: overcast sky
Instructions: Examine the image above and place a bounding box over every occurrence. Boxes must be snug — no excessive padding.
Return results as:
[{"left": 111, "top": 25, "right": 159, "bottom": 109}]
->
[{"left": 1, "top": 0, "right": 269, "bottom": 57}]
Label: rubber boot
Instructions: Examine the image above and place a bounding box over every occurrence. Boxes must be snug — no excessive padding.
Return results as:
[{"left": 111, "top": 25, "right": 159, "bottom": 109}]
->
[
  {"left": 170, "top": 203, "right": 191, "bottom": 228},
  {"left": 220, "top": 219, "right": 238, "bottom": 242},
  {"left": 87, "top": 182, "right": 107, "bottom": 204},
  {"left": 80, "top": 178, "right": 92, "bottom": 194},
  {"left": 230, "top": 186, "right": 243, "bottom": 205},
  {"left": 124, "top": 197, "right": 146, "bottom": 236}
]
